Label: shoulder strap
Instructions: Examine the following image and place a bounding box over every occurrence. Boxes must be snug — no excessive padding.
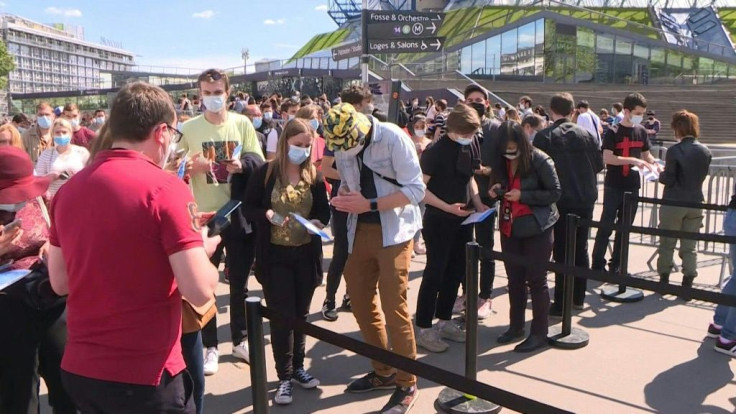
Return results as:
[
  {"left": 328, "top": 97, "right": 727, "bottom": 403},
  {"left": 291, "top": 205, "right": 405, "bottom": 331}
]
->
[
  {"left": 358, "top": 151, "right": 403, "bottom": 188},
  {"left": 264, "top": 162, "right": 275, "bottom": 187}
]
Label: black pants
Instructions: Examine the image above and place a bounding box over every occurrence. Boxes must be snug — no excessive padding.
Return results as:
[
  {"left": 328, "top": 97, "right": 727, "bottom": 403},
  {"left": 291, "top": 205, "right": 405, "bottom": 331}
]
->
[
  {"left": 61, "top": 369, "right": 194, "bottom": 414},
  {"left": 262, "top": 244, "right": 318, "bottom": 381},
  {"left": 180, "top": 331, "right": 204, "bottom": 414},
  {"left": 0, "top": 297, "right": 76, "bottom": 414},
  {"left": 325, "top": 206, "right": 349, "bottom": 302},
  {"left": 591, "top": 186, "right": 639, "bottom": 271},
  {"left": 553, "top": 206, "right": 594, "bottom": 307},
  {"left": 474, "top": 207, "right": 497, "bottom": 299},
  {"left": 202, "top": 225, "right": 256, "bottom": 348},
  {"left": 416, "top": 213, "right": 473, "bottom": 328},
  {"left": 501, "top": 228, "right": 554, "bottom": 338}
]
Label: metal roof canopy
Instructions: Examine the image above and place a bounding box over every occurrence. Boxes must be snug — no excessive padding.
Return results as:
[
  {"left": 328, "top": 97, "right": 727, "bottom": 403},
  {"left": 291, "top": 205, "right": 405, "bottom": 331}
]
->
[{"left": 447, "top": 0, "right": 734, "bottom": 8}]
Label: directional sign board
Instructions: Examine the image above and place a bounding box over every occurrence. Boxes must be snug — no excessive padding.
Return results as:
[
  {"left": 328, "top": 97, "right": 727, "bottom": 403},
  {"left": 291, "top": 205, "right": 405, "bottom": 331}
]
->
[
  {"left": 332, "top": 40, "right": 362, "bottom": 61},
  {"left": 367, "top": 37, "right": 444, "bottom": 54},
  {"left": 363, "top": 10, "right": 445, "bottom": 54}
]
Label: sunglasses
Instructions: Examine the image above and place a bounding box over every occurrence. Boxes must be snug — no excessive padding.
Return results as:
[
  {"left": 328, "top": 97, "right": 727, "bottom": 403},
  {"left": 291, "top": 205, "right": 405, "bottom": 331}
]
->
[{"left": 199, "top": 69, "right": 225, "bottom": 83}]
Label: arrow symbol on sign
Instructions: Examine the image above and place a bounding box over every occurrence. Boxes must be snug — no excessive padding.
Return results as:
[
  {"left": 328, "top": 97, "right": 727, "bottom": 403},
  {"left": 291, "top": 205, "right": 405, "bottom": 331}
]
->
[
  {"left": 430, "top": 39, "right": 442, "bottom": 50},
  {"left": 432, "top": 14, "right": 442, "bottom": 21},
  {"left": 428, "top": 21, "right": 437, "bottom": 34}
]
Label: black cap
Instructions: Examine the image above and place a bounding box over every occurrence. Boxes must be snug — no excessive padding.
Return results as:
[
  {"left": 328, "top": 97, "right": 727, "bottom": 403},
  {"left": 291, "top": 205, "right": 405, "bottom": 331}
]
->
[
  {"left": 576, "top": 100, "right": 590, "bottom": 109},
  {"left": 463, "top": 84, "right": 488, "bottom": 101},
  {"left": 647, "top": 110, "right": 655, "bottom": 116}
]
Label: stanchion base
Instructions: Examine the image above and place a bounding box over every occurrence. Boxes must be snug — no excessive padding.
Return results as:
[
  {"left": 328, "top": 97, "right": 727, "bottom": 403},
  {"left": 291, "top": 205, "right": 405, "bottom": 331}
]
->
[
  {"left": 600, "top": 285, "right": 644, "bottom": 302},
  {"left": 547, "top": 326, "right": 589, "bottom": 349},
  {"left": 435, "top": 387, "right": 501, "bottom": 414}
]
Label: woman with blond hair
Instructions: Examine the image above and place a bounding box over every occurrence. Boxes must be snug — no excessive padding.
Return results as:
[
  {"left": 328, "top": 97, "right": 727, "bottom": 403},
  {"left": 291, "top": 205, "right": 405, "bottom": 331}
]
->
[
  {"left": 244, "top": 118, "right": 330, "bottom": 405},
  {"left": 35, "top": 118, "right": 89, "bottom": 199},
  {"left": 0, "top": 124, "right": 25, "bottom": 149}
]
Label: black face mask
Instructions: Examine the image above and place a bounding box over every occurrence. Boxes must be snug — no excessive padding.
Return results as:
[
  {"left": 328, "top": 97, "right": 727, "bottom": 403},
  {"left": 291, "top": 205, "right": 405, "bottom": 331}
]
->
[
  {"left": 648, "top": 116, "right": 654, "bottom": 121},
  {"left": 469, "top": 102, "right": 486, "bottom": 119}
]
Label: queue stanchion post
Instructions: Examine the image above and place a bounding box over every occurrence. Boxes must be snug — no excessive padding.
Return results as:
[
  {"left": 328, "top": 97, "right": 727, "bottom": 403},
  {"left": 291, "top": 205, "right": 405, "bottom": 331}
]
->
[
  {"left": 436, "top": 242, "right": 501, "bottom": 414},
  {"left": 548, "top": 214, "right": 589, "bottom": 349},
  {"left": 246, "top": 297, "right": 269, "bottom": 414},
  {"left": 601, "top": 191, "right": 644, "bottom": 302}
]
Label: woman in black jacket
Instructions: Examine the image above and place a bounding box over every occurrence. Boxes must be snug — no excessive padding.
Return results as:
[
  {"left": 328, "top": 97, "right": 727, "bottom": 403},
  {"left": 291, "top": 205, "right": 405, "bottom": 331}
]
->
[
  {"left": 244, "top": 118, "right": 330, "bottom": 406},
  {"left": 490, "top": 121, "right": 561, "bottom": 353}
]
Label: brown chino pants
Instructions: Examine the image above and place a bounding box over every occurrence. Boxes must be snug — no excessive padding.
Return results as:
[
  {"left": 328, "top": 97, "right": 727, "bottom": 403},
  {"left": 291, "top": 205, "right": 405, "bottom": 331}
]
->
[{"left": 343, "top": 223, "right": 417, "bottom": 387}]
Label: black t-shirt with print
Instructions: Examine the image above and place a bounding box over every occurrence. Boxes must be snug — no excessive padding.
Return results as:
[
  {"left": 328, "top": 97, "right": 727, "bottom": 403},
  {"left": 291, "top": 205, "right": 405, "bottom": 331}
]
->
[
  {"left": 421, "top": 135, "right": 474, "bottom": 219},
  {"left": 602, "top": 124, "right": 651, "bottom": 190}
]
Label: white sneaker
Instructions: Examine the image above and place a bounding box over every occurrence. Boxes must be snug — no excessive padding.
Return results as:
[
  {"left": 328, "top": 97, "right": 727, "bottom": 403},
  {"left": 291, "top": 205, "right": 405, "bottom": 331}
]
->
[
  {"left": 452, "top": 295, "right": 466, "bottom": 314},
  {"left": 203, "top": 347, "right": 219, "bottom": 376},
  {"left": 477, "top": 298, "right": 492, "bottom": 320},
  {"left": 416, "top": 327, "right": 449, "bottom": 353},
  {"left": 232, "top": 342, "right": 250, "bottom": 363},
  {"left": 439, "top": 320, "right": 466, "bottom": 343}
]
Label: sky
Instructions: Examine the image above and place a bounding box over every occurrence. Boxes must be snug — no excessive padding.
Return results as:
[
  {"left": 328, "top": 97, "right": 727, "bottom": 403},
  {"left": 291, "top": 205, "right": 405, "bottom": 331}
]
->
[{"left": 5, "top": 0, "right": 339, "bottom": 70}]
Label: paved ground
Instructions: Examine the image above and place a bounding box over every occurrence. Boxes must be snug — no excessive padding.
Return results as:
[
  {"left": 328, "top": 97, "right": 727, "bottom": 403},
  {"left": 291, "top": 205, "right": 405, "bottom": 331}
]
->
[{"left": 41, "top": 183, "right": 736, "bottom": 413}]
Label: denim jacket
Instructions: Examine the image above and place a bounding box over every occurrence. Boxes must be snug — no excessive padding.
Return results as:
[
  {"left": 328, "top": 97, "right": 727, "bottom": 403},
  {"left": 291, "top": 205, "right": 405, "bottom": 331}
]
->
[{"left": 335, "top": 117, "right": 426, "bottom": 252}]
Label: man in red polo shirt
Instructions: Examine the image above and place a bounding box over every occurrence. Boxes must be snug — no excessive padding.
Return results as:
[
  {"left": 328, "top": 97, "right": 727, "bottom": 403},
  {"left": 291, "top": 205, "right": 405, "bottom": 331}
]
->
[
  {"left": 61, "top": 103, "right": 96, "bottom": 149},
  {"left": 47, "top": 82, "right": 220, "bottom": 413}
]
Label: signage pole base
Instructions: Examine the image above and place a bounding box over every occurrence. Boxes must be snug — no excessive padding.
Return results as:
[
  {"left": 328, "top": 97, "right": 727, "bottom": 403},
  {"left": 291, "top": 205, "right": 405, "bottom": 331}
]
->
[
  {"left": 548, "top": 326, "right": 589, "bottom": 350},
  {"left": 436, "top": 388, "right": 501, "bottom": 414},
  {"left": 600, "top": 285, "right": 644, "bottom": 303}
]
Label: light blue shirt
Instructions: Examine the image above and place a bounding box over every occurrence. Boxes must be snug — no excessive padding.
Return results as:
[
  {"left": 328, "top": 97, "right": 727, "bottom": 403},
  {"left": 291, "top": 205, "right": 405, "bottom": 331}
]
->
[{"left": 335, "top": 117, "right": 425, "bottom": 253}]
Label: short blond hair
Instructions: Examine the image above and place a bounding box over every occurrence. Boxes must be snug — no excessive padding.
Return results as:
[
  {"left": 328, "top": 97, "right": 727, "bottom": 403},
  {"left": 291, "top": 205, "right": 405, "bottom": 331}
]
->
[{"left": 0, "top": 124, "right": 24, "bottom": 150}]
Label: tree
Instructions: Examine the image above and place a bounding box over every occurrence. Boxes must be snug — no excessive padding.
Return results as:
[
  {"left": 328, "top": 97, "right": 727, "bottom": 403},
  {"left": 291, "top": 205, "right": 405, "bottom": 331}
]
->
[{"left": 0, "top": 40, "right": 15, "bottom": 89}]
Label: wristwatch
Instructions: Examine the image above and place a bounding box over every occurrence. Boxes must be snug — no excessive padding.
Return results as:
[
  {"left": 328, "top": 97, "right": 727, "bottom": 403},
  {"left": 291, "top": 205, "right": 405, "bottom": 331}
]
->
[{"left": 370, "top": 198, "right": 379, "bottom": 212}]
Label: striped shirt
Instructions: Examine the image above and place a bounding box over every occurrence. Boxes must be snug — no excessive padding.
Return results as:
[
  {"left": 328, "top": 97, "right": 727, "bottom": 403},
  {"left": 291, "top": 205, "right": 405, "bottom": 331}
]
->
[{"left": 35, "top": 145, "right": 90, "bottom": 198}]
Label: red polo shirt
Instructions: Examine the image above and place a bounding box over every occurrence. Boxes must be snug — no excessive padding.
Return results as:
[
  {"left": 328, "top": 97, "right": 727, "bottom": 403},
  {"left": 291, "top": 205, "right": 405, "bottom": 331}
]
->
[{"left": 49, "top": 149, "right": 203, "bottom": 386}]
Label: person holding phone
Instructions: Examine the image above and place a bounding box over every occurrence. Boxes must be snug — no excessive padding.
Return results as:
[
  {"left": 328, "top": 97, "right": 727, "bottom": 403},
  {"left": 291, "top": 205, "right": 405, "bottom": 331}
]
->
[
  {"left": 0, "top": 146, "right": 76, "bottom": 414},
  {"left": 244, "top": 118, "right": 330, "bottom": 406},
  {"left": 490, "top": 121, "right": 560, "bottom": 353},
  {"left": 416, "top": 104, "right": 489, "bottom": 353},
  {"left": 35, "top": 118, "right": 90, "bottom": 199}
]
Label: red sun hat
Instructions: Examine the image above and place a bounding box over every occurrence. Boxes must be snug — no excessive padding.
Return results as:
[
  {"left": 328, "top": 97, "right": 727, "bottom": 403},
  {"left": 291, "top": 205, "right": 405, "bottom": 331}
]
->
[{"left": 0, "top": 146, "right": 54, "bottom": 204}]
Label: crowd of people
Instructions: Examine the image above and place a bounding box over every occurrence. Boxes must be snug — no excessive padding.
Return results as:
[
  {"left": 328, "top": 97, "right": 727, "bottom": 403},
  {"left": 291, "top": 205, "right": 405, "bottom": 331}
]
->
[{"left": 0, "top": 66, "right": 731, "bottom": 414}]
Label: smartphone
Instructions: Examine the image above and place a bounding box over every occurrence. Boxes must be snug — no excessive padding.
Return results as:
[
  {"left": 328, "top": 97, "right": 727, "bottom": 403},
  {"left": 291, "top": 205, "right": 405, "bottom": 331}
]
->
[
  {"left": 206, "top": 200, "right": 242, "bottom": 237},
  {"left": 270, "top": 212, "right": 286, "bottom": 226},
  {"left": 0, "top": 259, "right": 13, "bottom": 272},
  {"left": 59, "top": 171, "right": 71, "bottom": 180},
  {"left": 2, "top": 219, "right": 22, "bottom": 234},
  {"left": 496, "top": 188, "right": 508, "bottom": 198}
]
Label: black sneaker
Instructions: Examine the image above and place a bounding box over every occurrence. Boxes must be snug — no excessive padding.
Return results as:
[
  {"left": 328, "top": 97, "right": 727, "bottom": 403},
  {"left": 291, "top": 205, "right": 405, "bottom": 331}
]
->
[
  {"left": 345, "top": 372, "right": 396, "bottom": 393},
  {"left": 341, "top": 294, "right": 352, "bottom": 311},
  {"left": 292, "top": 368, "right": 320, "bottom": 389},
  {"left": 707, "top": 323, "right": 722, "bottom": 339},
  {"left": 274, "top": 380, "right": 293, "bottom": 405},
  {"left": 714, "top": 337, "right": 736, "bottom": 357},
  {"left": 380, "top": 385, "right": 418, "bottom": 414},
  {"left": 321, "top": 300, "right": 338, "bottom": 322}
]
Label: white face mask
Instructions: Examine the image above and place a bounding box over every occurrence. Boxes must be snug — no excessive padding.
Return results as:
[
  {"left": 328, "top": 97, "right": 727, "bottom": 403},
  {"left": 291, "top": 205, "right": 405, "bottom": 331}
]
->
[
  {"left": 362, "top": 104, "right": 375, "bottom": 115},
  {"left": 203, "top": 95, "right": 225, "bottom": 113},
  {"left": 288, "top": 145, "right": 311, "bottom": 165},
  {"left": 504, "top": 150, "right": 519, "bottom": 160},
  {"left": 160, "top": 135, "right": 176, "bottom": 168},
  {"left": 0, "top": 201, "right": 27, "bottom": 212},
  {"left": 342, "top": 142, "right": 365, "bottom": 157},
  {"left": 414, "top": 129, "right": 426, "bottom": 138},
  {"left": 630, "top": 115, "right": 644, "bottom": 125},
  {"left": 455, "top": 137, "right": 473, "bottom": 146}
]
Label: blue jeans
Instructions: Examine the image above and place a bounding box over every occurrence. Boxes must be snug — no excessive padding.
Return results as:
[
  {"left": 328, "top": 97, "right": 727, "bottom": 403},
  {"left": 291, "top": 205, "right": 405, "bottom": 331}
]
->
[
  {"left": 181, "top": 331, "right": 204, "bottom": 414},
  {"left": 713, "top": 209, "right": 736, "bottom": 340}
]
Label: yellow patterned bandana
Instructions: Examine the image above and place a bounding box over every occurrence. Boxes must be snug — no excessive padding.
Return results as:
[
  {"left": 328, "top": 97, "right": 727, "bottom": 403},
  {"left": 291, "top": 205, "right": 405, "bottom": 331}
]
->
[{"left": 322, "top": 103, "right": 372, "bottom": 152}]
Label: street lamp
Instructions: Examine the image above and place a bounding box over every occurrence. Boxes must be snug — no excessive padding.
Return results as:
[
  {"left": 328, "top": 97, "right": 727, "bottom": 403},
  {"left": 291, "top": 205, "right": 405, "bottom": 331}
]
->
[{"left": 241, "top": 48, "right": 250, "bottom": 75}]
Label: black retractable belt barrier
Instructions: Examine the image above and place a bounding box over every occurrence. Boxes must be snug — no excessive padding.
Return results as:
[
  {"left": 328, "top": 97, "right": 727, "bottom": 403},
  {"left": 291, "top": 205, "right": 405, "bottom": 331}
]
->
[
  {"left": 436, "top": 242, "right": 501, "bottom": 414},
  {"left": 601, "top": 192, "right": 644, "bottom": 303},
  {"left": 245, "top": 297, "right": 269, "bottom": 414},
  {"left": 548, "top": 214, "right": 589, "bottom": 349},
  {"left": 487, "top": 251, "right": 736, "bottom": 307},
  {"left": 636, "top": 196, "right": 729, "bottom": 212},
  {"left": 259, "top": 306, "right": 571, "bottom": 414}
]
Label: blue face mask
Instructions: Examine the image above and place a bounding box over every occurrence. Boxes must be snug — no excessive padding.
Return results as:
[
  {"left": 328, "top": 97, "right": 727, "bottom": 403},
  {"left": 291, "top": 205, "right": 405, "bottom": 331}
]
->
[
  {"left": 455, "top": 137, "right": 473, "bottom": 146},
  {"left": 70, "top": 118, "right": 80, "bottom": 128},
  {"left": 54, "top": 135, "right": 71, "bottom": 146},
  {"left": 95, "top": 117, "right": 105, "bottom": 125},
  {"left": 252, "top": 117, "right": 263, "bottom": 129},
  {"left": 37, "top": 116, "right": 53, "bottom": 129},
  {"left": 263, "top": 112, "right": 273, "bottom": 121},
  {"left": 288, "top": 145, "right": 311, "bottom": 165},
  {"left": 310, "top": 119, "right": 320, "bottom": 130},
  {"left": 288, "top": 114, "right": 296, "bottom": 121},
  {"left": 203, "top": 95, "right": 225, "bottom": 112}
]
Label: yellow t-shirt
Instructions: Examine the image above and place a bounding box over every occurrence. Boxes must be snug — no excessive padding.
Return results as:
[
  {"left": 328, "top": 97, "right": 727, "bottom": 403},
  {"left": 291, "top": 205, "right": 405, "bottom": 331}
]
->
[{"left": 179, "top": 113, "right": 264, "bottom": 212}]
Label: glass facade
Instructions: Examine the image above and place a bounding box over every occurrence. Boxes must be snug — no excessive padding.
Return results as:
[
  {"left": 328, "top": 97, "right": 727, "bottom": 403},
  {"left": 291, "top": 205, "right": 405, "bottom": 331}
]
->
[{"left": 459, "top": 17, "right": 736, "bottom": 85}]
